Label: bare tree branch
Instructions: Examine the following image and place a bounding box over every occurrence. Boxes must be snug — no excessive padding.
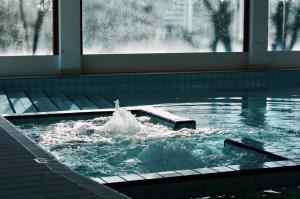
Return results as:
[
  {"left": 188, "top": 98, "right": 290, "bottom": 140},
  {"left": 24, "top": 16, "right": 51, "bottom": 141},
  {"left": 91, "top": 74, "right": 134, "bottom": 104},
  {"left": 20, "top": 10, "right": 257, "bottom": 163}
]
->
[
  {"left": 18, "top": 0, "right": 30, "bottom": 49},
  {"left": 203, "top": 0, "right": 213, "bottom": 12},
  {"left": 32, "top": 0, "right": 50, "bottom": 54}
]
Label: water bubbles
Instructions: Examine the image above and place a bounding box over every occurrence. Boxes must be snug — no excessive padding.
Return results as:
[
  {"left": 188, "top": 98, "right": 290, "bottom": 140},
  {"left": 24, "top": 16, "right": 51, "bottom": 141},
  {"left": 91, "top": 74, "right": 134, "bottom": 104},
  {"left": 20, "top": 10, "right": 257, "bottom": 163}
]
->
[
  {"left": 102, "top": 100, "right": 141, "bottom": 133},
  {"left": 139, "top": 140, "right": 199, "bottom": 171},
  {"left": 38, "top": 120, "right": 114, "bottom": 150}
]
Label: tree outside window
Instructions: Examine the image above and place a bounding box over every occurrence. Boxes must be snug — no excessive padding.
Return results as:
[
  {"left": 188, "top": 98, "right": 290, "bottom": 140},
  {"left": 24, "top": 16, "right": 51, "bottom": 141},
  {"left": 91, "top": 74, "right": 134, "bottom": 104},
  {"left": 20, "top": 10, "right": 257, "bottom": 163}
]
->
[{"left": 0, "top": 0, "right": 53, "bottom": 56}]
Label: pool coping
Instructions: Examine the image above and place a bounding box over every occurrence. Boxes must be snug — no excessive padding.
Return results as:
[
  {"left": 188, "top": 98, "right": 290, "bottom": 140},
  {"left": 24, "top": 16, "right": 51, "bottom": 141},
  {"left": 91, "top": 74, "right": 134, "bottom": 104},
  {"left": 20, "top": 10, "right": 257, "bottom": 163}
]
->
[
  {"left": 95, "top": 138, "right": 300, "bottom": 198},
  {"left": 4, "top": 106, "right": 196, "bottom": 130},
  {"left": 97, "top": 138, "right": 300, "bottom": 187}
]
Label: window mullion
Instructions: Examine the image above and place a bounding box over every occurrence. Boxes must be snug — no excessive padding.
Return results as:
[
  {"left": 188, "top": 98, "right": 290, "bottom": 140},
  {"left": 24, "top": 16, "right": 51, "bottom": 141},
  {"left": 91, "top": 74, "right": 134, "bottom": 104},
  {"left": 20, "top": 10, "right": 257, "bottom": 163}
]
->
[{"left": 248, "top": 0, "right": 269, "bottom": 65}]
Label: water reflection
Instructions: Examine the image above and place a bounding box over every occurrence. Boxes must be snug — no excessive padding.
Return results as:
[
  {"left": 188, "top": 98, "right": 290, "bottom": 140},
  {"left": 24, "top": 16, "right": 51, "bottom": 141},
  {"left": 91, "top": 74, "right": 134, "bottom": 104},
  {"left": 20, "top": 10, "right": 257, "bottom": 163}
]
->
[{"left": 240, "top": 96, "right": 267, "bottom": 127}]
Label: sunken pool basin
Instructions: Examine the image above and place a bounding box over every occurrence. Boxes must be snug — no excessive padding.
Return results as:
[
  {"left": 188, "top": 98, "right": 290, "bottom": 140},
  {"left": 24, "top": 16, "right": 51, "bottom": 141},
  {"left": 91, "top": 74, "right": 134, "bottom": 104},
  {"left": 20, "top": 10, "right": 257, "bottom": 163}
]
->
[
  {"left": 10, "top": 106, "right": 271, "bottom": 178},
  {"left": 10, "top": 95, "right": 300, "bottom": 176},
  {"left": 7, "top": 93, "right": 300, "bottom": 198}
]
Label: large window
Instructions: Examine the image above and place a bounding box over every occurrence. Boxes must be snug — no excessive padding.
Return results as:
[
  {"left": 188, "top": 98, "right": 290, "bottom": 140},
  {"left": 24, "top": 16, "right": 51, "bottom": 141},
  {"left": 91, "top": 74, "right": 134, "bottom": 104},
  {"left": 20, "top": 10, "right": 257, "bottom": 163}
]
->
[
  {"left": 82, "top": 0, "right": 245, "bottom": 54},
  {"left": 269, "top": 0, "right": 300, "bottom": 51},
  {"left": 0, "top": 0, "right": 54, "bottom": 56}
]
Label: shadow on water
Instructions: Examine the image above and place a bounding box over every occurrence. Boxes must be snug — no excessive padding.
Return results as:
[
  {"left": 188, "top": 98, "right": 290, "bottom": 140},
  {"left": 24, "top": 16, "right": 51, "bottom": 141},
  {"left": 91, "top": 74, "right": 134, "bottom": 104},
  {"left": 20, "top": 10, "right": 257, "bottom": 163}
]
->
[
  {"left": 224, "top": 138, "right": 268, "bottom": 170},
  {"left": 240, "top": 96, "right": 267, "bottom": 127}
]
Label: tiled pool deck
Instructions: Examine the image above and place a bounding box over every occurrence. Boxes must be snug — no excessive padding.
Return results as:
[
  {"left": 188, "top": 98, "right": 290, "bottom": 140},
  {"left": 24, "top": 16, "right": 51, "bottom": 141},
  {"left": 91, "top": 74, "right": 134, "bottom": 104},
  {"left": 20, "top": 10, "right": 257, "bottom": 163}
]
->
[{"left": 1, "top": 69, "right": 300, "bottom": 198}]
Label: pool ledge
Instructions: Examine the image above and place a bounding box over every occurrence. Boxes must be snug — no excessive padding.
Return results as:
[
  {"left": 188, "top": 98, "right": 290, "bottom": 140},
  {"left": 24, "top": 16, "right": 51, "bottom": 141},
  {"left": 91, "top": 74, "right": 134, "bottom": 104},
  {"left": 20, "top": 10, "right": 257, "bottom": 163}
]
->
[
  {"left": 98, "top": 161, "right": 300, "bottom": 199},
  {"left": 98, "top": 138, "right": 300, "bottom": 199},
  {"left": 4, "top": 106, "right": 196, "bottom": 130},
  {"left": 225, "top": 138, "right": 300, "bottom": 160}
]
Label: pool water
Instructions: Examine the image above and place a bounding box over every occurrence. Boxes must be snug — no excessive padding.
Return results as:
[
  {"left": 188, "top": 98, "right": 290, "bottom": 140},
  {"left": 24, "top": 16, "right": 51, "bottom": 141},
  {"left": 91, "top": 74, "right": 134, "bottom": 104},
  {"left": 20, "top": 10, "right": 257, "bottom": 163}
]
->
[
  {"left": 12, "top": 91, "right": 300, "bottom": 178},
  {"left": 157, "top": 95, "right": 300, "bottom": 149}
]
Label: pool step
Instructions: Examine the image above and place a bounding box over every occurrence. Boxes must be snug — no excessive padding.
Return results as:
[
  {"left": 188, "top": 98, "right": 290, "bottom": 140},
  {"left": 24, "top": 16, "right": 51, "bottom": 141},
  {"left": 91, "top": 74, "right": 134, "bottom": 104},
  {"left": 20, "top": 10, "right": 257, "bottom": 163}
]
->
[
  {"left": 27, "top": 92, "right": 59, "bottom": 112},
  {"left": 0, "top": 91, "right": 116, "bottom": 115},
  {"left": 141, "top": 106, "right": 196, "bottom": 130},
  {"left": 1, "top": 91, "right": 195, "bottom": 130},
  {"left": 0, "top": 90, "right": 14, "bottom": 114},
  {"left": 85, "top": 94, "right": 113, "bottom": 109},
  {"left": 67, "top": 94, "right": 99, "bottom": 110},
  {"left": 46, "top": 92, "right": 80, "bottom": 111},
  {"left": 6, "top": 91, "right": 37, "bottom": 114},
  {"left": 224, "top": 138, "right": 299, "bottom": 161}
]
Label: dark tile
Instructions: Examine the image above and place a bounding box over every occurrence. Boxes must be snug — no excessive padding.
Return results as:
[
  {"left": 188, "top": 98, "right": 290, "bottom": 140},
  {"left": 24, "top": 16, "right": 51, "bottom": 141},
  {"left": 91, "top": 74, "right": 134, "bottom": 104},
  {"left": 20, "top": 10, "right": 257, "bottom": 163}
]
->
[
  {"left": 62, "top": 173, "right": 93, "bottom": 184},
  {"left": 186, "top": 180, "right": 203, "bottom": 198},
  {"left": 122, "top": 185, "right": 149, "bottom": 199},
  {"left": 220, "top": 176, "right": 239, "bottom": 194},
  {"left": 167, "top": 182, "right": 187, "bottom": 199},
  {"left": 202, "top": 178, "right": 221, "bottom": 196},
  {"left": 238, "top": 175, "right": 256, "bottom": 193},
  {"left": 257, "top": 172, "right": 289, "bottom": 190},
  {"left": 147, "top": 184, "right": 167, "bottom": 199}
]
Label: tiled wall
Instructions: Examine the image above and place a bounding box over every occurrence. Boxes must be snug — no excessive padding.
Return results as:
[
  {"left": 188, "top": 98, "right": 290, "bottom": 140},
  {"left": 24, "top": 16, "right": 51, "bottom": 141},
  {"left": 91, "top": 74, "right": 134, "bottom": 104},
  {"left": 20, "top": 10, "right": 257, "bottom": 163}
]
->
[{"left": 0, "top": 69, "right": 299, "bottom": 94}]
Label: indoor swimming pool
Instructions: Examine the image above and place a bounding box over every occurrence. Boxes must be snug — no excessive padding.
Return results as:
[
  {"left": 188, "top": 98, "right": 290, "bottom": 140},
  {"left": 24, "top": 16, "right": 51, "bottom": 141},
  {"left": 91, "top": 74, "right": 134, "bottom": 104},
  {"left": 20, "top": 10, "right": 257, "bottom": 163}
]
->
[
  {"left": 2, "top": 0, "right": 300, "bottom": 197},
  {"left": 10, "top": 89, "right": 300, "bottom": 180}
]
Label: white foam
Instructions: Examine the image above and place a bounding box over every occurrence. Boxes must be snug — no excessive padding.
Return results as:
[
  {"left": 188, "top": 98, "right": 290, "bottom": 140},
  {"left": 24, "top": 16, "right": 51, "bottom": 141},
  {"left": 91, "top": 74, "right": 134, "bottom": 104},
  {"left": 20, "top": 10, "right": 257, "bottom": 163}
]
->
[{"left": 102, "top": 100, "right": 141, "bottom": 133}]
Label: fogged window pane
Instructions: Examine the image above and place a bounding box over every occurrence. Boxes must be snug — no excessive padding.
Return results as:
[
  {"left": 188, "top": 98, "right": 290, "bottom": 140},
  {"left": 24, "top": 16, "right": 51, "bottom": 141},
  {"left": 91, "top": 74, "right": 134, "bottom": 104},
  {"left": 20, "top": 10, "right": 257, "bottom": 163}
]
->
[
  {"left": 83, "top": 0, "right": 244, "bottom": 54},
  {"left": 0, "top": 0, "right": 53, "bottom": 56},
  {"left": 269, "top": 0, "right": 300, "bottom": 51}
]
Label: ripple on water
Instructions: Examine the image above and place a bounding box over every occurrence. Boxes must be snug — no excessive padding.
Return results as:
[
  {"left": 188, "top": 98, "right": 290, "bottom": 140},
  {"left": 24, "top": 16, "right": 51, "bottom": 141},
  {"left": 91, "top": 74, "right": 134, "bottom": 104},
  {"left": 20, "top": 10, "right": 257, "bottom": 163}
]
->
[{"left": 15, "top": 97, "right": 300, "bottom": 177}]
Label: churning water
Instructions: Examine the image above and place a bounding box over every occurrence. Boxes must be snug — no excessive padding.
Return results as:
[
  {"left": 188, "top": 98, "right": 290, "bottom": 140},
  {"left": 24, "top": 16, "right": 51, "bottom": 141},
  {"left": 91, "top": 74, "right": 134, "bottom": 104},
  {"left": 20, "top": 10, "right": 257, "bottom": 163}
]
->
[{"left": 13, "top": 95, "right": 300, "bottom": 178}]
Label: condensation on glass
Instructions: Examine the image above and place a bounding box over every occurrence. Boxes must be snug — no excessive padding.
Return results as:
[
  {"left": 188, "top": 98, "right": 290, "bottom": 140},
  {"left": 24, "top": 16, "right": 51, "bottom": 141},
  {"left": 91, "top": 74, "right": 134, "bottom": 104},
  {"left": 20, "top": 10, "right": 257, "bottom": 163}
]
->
[
  {"left": 0, "top": 0, "right": 53, "bottom": 56},
  {"left": 269, "top": 0, "right": 300, "bottom": 51},
  {"left": 83, "top": 0, "right": 245, "bottom": 54}
]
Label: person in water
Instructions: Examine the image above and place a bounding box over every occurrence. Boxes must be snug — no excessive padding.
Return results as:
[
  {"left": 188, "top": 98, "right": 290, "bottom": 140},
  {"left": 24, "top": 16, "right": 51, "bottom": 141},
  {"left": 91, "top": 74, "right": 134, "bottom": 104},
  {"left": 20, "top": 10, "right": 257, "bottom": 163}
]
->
[{"left": 203, "top": 0, "right": 233, "bottom": 52}]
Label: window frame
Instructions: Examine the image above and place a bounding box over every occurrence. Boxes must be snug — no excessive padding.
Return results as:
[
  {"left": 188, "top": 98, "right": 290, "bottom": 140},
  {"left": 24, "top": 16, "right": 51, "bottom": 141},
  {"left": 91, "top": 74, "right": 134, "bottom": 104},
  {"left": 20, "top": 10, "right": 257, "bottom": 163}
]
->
[
  {"left": 243, "top": 0, "right": 250, "bottom": 52},
  {"left": 0, "top": 0, "right": 59, "bottom": 56},
  {"left": 53, "top": 0, "right": 59, "bottom": 55}
]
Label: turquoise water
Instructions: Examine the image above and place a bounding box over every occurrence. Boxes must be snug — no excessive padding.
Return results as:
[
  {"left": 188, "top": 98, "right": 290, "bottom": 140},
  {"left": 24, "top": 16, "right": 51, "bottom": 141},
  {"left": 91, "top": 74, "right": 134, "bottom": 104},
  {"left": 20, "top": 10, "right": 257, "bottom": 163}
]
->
[
  {"left": 157, "top": 95, "right": 300, "bottom": 148},
  {"left": 12, "top": 91, "right": 300, "bottom": 178}
]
